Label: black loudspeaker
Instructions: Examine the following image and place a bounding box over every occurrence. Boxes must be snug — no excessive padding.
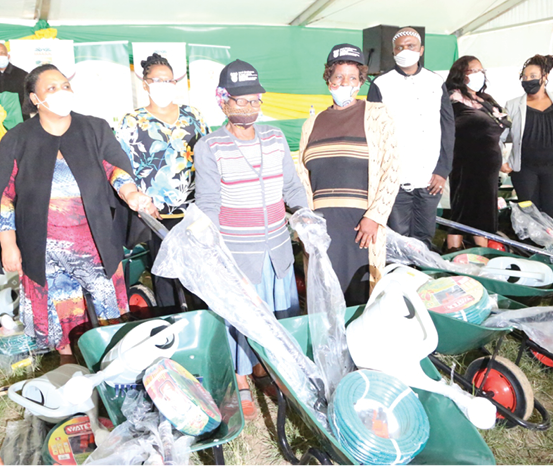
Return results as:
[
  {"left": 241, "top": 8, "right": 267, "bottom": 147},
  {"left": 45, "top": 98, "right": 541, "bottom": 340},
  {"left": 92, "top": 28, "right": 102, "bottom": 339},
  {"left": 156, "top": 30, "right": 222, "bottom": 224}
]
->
[{"left": 363, "top": 25, "right": 425, "bottom": 76}]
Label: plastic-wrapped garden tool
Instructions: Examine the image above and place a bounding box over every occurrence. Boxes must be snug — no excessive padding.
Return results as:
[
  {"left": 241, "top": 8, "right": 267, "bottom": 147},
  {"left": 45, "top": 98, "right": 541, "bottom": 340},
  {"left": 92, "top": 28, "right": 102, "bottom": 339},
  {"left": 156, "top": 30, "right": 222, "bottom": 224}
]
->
[
  {"left": 152, "top": 204, "right": 328, "bottom": 428},
  {"left": 484, "top": 306, "right": 553, "bottom": 353},
  {"left": 385, "top": 227, "right": 481, "bottom": 276},
  {"left": 0, "top": 412, "right": 47, "bottom": 465},
  {"left": 511, "top": 201, "right": 553, "bottom": 255},
  {"left": 289, "top": 208, "right": 354, "bottom": 399}
]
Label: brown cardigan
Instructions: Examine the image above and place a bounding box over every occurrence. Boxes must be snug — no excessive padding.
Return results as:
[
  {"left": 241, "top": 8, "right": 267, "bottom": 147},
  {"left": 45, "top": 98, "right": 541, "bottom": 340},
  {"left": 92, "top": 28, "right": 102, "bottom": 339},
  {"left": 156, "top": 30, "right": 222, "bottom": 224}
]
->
[{"left": 297, "top": 100, "right": 400, "bottom": 290}]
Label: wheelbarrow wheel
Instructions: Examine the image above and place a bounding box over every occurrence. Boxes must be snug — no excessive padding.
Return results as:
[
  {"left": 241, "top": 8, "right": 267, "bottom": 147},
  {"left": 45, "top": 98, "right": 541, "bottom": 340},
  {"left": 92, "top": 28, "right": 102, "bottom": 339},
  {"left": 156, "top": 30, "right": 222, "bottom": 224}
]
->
[
  {"left": 465, "top": 356, "right": 534, "bottom": 424},
  {"left": 128, "top": 284, "right": 157, "bottom": 310}
]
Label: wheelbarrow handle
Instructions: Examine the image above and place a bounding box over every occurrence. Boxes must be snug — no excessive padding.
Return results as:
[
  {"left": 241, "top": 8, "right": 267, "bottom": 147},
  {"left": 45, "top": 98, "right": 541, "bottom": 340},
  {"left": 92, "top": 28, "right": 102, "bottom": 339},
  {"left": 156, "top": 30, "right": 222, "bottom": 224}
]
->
[
  {"left": 436, "top": 216, "right": 553, "bottom": 259},
  {"left": 139, "top": 211, "right": 169, "bottom": 240}
]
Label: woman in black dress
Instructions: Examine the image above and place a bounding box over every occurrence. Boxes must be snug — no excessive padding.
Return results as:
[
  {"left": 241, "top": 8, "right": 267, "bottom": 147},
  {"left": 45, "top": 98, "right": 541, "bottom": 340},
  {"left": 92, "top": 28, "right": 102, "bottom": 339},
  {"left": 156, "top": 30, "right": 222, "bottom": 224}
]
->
[{"left": 445, "top": 56, "right": 511, "bottom": 251}]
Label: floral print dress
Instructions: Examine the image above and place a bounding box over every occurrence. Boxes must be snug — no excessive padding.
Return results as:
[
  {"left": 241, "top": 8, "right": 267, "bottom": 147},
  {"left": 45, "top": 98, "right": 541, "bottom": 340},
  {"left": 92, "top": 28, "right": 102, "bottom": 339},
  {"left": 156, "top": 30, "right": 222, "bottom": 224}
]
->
[
  {"left": 0, "top": 157, "right": 133, "bottom": 350},
  {"left": 116, "top": 106, "right": 210, "bottom": 215}
]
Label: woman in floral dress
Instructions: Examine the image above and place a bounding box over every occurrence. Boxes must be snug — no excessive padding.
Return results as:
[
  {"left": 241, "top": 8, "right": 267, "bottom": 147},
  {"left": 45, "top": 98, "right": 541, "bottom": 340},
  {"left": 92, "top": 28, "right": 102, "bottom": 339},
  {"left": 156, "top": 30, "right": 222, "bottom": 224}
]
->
[
  {"left": 117, "top": 53, "right": 209, "bottom": 307},
  {"left": 0, "top": 64, "right": 157, "bottom": 363}
]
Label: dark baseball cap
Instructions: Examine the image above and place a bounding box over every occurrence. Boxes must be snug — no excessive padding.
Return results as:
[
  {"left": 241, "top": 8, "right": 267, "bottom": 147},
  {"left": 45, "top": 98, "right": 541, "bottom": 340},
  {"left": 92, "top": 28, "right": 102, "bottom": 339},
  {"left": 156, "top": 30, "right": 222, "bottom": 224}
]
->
[
  {"left": 326, "top": 43, "right": 365, "bottom": 66},
  {"left": 218, "top": 59, "right": 266, "bottom": 95}
]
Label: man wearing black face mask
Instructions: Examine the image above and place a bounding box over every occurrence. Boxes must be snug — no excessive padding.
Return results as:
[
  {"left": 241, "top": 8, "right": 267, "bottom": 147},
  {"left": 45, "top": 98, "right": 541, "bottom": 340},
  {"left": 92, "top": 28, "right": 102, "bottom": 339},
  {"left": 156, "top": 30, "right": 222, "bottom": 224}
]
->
[
  {"left": 194, "top": 59, "right": 308, "bottom": 421},
  {"left": 501, "top": 54, "right": 553, "bottom": 217}
]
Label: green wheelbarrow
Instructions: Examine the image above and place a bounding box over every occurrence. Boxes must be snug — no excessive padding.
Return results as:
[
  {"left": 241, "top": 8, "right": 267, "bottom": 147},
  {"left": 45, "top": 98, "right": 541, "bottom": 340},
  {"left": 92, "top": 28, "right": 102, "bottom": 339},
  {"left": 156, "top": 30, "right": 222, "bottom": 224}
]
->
[
  {"left": 78, "top": 309, "right": 244, "bottom": 465},
  {"left": 249, "top": 306, "right": 496, "bottom": 465},
  {"left": 418, "top": 281, "right": 550, "bottom": 431},
  {"left": 420, "top": 247, "right": 553, "bottom": 306}
]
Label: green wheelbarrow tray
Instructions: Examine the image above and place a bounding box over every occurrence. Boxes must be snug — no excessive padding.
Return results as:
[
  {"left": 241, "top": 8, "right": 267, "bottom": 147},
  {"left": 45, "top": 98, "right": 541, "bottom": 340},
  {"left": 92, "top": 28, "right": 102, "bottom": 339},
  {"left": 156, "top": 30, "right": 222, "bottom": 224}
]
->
[
  {"left": 78, "top": 309, "right": 244, "bottom": 454},
  {"left": 122, "top": 244, "right": 150, "bottom": 287},
  {"left": 249, "top": 305, "right": 495, "bottom": 465},
  {"left": 420, "top": 247, "right": 553, "bottom": 306}
]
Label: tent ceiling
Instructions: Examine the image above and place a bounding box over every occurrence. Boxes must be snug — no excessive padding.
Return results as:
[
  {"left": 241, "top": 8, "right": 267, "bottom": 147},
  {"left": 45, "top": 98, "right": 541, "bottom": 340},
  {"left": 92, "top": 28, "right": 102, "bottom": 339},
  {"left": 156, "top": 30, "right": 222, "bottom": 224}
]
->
[{"left": 0, "top": 0, "right": 532, "bottom": 35}]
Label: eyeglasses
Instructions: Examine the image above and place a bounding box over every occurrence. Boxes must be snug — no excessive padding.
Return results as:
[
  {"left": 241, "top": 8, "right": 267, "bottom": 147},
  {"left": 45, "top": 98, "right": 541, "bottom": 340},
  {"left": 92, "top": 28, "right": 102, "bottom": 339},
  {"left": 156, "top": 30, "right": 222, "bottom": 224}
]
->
[
  {"left": 229, "top": 97, "right": 263, "bottom": 107},
  {"left": 144, "top": 78, "right": 177, "bottom": 85},
  {"left": 467, "top": 68, "right": 486, "bottom": 74}
]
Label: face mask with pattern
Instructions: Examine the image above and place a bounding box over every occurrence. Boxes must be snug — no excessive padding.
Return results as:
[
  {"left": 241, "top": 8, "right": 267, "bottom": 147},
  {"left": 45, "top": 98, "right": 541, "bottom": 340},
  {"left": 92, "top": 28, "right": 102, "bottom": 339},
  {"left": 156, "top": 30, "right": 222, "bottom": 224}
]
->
[{"left": 223, "top": 102, "right": 259, "bottom": 128}]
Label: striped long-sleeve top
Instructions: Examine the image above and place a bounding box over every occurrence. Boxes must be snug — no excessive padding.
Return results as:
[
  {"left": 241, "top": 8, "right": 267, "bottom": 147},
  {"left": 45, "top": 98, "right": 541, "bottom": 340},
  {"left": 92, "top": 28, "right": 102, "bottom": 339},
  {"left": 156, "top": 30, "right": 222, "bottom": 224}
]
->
[{"left": 194, "top": 124, "right": 308, "bottom": 284}]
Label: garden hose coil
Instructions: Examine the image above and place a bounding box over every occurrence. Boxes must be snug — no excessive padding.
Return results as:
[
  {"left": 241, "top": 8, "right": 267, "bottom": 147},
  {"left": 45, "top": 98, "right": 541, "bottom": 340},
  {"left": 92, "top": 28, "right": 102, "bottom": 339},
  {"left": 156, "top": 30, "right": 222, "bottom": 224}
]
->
[
  {"left": 329, "top": 370, "right": 429, "bottom": 465},
  {"left": 417, "top": 276, "right": 492, "bottom": 325}
]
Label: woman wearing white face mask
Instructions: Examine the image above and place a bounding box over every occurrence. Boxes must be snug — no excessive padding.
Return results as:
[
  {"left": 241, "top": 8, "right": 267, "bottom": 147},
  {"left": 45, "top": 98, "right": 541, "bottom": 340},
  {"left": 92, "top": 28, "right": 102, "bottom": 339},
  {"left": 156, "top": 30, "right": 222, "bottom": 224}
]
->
[
  {"left": 445, "top": 56, "right": 511, "bottom": 251},
  {"left": 117, "top": 53, "right": 210, "bottom": 308},
  {"left": 297, "top": 44, "right": 400, "bottom": 305},
  {"left": 0, "top": 64, "right": 158, "bottom": 364}
]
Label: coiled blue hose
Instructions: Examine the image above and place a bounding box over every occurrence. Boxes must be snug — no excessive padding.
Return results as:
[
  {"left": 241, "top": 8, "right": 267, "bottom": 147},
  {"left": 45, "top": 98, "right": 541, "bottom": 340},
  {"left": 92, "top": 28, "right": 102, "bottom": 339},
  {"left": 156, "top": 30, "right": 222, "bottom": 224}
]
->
[
  {"left": 418, "top": 276, "right": 492, "bottom": 325},
  {"left": 329, "top": 370, "right": 429, "bottom": 465}
]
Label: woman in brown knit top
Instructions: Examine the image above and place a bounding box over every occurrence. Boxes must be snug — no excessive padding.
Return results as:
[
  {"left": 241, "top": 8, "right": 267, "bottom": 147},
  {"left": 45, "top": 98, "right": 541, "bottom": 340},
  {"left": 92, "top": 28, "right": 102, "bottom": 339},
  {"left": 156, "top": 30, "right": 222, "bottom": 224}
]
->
[{"left": 297, "top": 43, "right": 400, "bottom": 305}]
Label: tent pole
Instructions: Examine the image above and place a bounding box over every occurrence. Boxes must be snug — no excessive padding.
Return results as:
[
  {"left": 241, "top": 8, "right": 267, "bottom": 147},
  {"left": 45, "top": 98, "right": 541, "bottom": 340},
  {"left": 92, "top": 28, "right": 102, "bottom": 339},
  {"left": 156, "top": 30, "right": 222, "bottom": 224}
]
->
[
  {"left": 453, "top": 0, "right": 529, "bottom": 37},
  {"left": 289, "top": 0, "right": 339, "bottom": 27}
]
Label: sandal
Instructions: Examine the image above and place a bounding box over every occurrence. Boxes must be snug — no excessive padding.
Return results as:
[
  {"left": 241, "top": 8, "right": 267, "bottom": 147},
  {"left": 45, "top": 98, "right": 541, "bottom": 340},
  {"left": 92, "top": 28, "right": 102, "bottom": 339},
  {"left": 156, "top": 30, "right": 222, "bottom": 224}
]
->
[
  {"left": 251, "top": 373, "right": 277, "bottom": 399},
  {"left": 239, "top": 389, "right": 258, "bottom": 421}
]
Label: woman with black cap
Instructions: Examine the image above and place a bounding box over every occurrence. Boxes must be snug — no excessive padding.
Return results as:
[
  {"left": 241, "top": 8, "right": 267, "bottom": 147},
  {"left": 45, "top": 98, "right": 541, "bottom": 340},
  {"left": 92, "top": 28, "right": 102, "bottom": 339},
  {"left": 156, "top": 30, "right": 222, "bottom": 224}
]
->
[
  {"left": 117, "top": 53, "right": 210, "bottom": 307},
  {"left": 194, "top": 59, "right": 308, "bottom": 420},
  {"left": 297, "top": 43, "right": 400, "bottom": 306},
  {"left": 501, "top": 54, "right": 553, "bottom": 217}
]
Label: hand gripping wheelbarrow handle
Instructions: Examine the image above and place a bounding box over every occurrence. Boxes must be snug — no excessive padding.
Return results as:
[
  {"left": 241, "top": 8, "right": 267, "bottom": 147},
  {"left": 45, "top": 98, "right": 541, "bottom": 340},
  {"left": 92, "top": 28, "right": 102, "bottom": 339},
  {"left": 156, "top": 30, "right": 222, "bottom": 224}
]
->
[
  {"left": 436, "top": 216, "right": 553, "bottom": 259},
  {"left": 139, "top": 211, "right": 169, "bottom": 240}
]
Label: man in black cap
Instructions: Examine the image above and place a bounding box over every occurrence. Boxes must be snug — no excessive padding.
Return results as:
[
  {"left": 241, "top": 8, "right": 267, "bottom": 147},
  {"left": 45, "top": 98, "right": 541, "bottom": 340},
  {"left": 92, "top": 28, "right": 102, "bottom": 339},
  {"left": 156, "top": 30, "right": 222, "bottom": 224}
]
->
[
  {"left": 194, "top": 59, "right": 308, "bottom": 421},
  {"left": 0, "top": 43, "right": 28, "bottom": 120}
]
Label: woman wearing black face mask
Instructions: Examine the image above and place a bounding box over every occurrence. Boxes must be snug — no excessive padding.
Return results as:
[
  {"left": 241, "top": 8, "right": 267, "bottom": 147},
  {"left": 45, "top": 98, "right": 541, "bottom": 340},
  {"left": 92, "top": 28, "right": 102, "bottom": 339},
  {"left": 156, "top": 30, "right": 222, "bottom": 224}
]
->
[{"left": 501, "top": 54, "right": 553, "bottom": 217}]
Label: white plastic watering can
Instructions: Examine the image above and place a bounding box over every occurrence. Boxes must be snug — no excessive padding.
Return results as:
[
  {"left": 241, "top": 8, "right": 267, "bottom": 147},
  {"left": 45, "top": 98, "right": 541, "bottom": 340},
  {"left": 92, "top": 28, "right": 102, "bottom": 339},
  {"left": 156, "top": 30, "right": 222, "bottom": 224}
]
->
[
  {"left": 8, "top": 364, "right": 97, "bottom": 423},
  {"left": 346, "top": 274, "right": 497, "bottom": 430},
  {"left": 480, "top": 257, "right": 553, "bottom": 287}
]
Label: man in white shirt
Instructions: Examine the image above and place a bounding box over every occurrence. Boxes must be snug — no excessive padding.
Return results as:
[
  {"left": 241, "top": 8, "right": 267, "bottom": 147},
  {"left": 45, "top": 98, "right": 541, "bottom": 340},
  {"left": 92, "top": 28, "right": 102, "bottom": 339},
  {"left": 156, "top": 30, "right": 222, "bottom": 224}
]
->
[{"left": 368, "top": 27, "right": 454, "bottom": 248}]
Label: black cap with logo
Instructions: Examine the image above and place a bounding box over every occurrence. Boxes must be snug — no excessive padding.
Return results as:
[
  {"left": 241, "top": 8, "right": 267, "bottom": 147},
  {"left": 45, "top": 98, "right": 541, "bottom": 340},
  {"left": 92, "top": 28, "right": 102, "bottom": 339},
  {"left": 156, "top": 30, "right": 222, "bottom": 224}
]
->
[
  {"left": 326, "top": 44, "right": 365, "bottom": 66},
  {"left": 218, "top": 59, "right": 266, "bottom": 96}
]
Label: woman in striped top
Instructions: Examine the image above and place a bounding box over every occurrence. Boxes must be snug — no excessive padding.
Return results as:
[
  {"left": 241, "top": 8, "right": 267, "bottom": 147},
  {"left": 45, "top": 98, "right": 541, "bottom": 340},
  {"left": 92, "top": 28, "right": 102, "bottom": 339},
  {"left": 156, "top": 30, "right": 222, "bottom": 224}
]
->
[{"left": 195, "top": 60, "right": 308, "bottom": 420}]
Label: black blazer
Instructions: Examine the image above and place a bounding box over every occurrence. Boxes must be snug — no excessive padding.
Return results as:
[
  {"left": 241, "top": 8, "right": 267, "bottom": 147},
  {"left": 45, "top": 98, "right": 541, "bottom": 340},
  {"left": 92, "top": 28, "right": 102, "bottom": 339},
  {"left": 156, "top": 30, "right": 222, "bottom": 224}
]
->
[{"left": 0, "top": 112, "right": 135, "bottom": 286}]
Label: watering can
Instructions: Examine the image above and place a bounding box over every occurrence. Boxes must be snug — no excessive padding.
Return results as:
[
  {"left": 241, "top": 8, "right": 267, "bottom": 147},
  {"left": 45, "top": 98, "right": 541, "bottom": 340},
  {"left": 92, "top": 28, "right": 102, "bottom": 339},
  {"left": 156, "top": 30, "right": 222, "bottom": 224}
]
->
[
  {"left": 380, "top": 263, "right": 431, "bottom": 292},
  {"left": 0, "top": 271, "right": 19, "bottom": 315},
  {"left": 346, "top": 273, "right": 497, "bottom": 430},
  {"left": 480, "top": 257, "right": 553, "bottom": 287},
  {"left": 8, "top": 364, "right": 98, "bottom": 423}
]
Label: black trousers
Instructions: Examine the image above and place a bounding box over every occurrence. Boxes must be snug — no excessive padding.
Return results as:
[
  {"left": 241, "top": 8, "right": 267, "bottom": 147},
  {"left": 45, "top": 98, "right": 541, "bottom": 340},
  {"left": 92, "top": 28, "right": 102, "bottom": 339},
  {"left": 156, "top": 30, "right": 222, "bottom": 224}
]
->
[
  {"left": 147, "top": 218, "right": 182, "bottom": 307},
  {"left": 510, "top": 164, "right": 553, "bottom": 218},
  {"left": 387, "top": 187, "right": 442, "bottom": 249}
]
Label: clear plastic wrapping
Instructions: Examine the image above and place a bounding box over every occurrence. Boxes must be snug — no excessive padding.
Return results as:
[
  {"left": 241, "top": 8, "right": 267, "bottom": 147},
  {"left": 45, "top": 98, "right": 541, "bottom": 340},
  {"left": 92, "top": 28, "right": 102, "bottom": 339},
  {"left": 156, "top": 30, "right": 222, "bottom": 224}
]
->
[
  {"left": 510, "top": 202, "right": 553, "bottom": 255},
  {"left": 84, "top": 389, "right": 196, "bottom": 465},
  {"left": 152, "top": 204, "right": 328, "bottom": 428},
  {"left": 0, "top": 411, "right": 47, "bottom": 465},
  {"left": 289, "top": 208, "right": 354, "bottom": 400},
  {"left": 484, "top": 306, "right": 553, "bottom": 353},
  {"left": 385, "top": 227, "right": 481, "bottom": 276}
]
